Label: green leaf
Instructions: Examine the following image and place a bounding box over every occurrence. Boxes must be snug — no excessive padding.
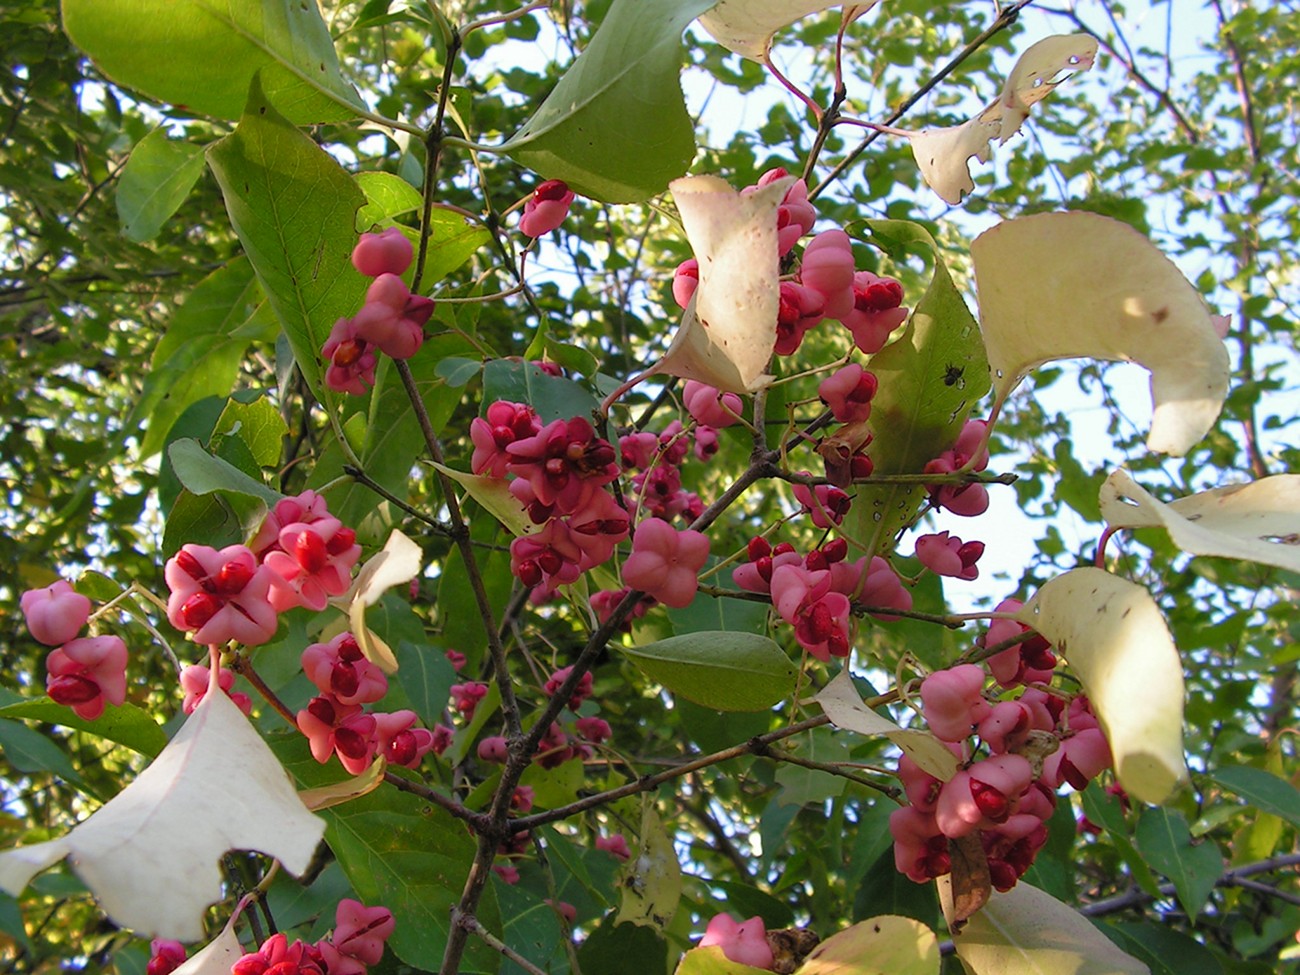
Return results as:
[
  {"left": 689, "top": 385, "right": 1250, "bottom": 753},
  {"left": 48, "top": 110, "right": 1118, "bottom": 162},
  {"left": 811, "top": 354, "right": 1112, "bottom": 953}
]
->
[
  {"left": 162, "top": 489, "right": 251, "bottom": 556},
  {"left": 115, "top": 128, "right": 207, "bottom": 242},
  {"left": 355, "top": 171, "right": 423, "bottom": 229},
  {"left": 1080, "top": 783, "right": 1162, "bottom": 897},
  {"left": 621, "top": 631, "right": 797, "bottom": 711},
  {"left": 0, "top": 718, "right": 94, "bottom": 795},
  {"left": 1211, "top": 764, "right": 1300, "bottom": 830},
  {"left": 775, "top": 728, "right": 848, "bottom": 806},
  {"left": 1101, "top": 921, "right": 1226, "bottom": 975},
  {"left": 0, "top": 700, "right": 168, "bottom": 758},
  {"left": 677, "top": 946, "right": 772, "bottom": 975},
  {"left": 483, "top": 359, "right": 600, "bottom": 425},
  {"left": 207, "top": 81, "right": 368, "bottom": 397},
  {"left": 841, "top": 219, "right": 989, "bottom": 558},
  {"left": 795, "top": 915, "right": 939, "bottom": 975},
  {"left": 1135, "top": 807, "right": 1223, "bottom": 920},
  {"left": 168, "top": 438, "right": 281, "bottom": 504},
  {"left": 134, "top": 258, "right": 276, "bottom": 459},
  {"left": 502, "top": 0, "right": 716, "bottom": 203},
  {"left": 668, "top": 582, "right": 770, "bottom": 636},
  {"left": 417, "top": 209, "right": 491, "bottom": 285},
  {"left": 276, "top": 736, "right": 501, "bottom": 973},
  {"left": 578, "top": 917, "right": 669, "bottom": 975},
  {"left": 62, "top": 0, "right": 363, "bottom": 123},
  {"left": 0, "top": 891, "right": 30, "bottom": 953},
  {"left": 394, "top": 640, "right": 457, "bottom": 730},
  {"left": 616, "top": 801, "right": 681, "bottom": 930}
]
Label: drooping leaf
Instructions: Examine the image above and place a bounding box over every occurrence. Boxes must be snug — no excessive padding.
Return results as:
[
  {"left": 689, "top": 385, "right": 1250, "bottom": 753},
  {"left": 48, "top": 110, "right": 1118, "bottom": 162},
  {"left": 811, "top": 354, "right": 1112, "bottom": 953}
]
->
[
  {"left": 650, "top": 175, "right": 793, "bottom": 393},
  {"left": 298, "top": 755, "right": 387, "bottom": 811},
  {"left": 1135, "top": 807, "right": 1222, "bottom": 920},
  {"left": 503, "top": 0, "right": 718, "bottom": 203},
  {"left": 1017, "top": 567, "right": 1187, "bottom": 804},
  {"left": 841, "top": 219, "right": 988, "bottom": 557},
  {"left": 1101, "top": 922, "right": 1225, "bottom": 975},
  {"left": 616, "top": 801, "right": 681, "bottom": 931},
  {"left": 0, "top": 699, "right": 168, "bottom": 758},
  {"left": 207, "top": 81, "right": 368, "bottom": 397},
  {"left": 795, "top": 915, "right": 939, "bottom": 975},
  {"left": 62, "top": 0, "right": 363, "bottom": 123},
  {"left": 1211, "top": 764, "right": 1300, "bottom": 831},
  {"left": 1100, "top": 470, "right": 1300, "bottom": 573},
  {"left": 816, "top": 661, "right": 959, "bottom": 782},
  {"left": 0, "top": 679, "right": 325, "bottom": 940},
  {"left": 168, "top": 438, "right": 282, "bottom": 504},
  {"left": 904, "top": 35, "right": 1098, "bottom": 204},
  {"left": 697, "top": 1, "right": 880, "bottom": 61},
  {"left": 620, "top": 631, "right": 798, "bottom": 711},
  {"left": 939, "top": 877, "right": 1149, "bottom": 975},
  {"left": 116, "top": 127, "right": 207, "bottom": 242},
  {"left": 972, "top": 212, "right": 1230, "bottom": 456}
]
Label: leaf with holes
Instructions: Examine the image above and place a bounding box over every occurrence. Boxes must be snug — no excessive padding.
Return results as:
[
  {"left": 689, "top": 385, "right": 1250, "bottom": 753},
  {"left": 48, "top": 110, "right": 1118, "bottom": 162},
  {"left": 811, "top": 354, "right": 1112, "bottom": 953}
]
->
[{"left": 1100, "top": 470, "right": 1300, "bottom": 573}]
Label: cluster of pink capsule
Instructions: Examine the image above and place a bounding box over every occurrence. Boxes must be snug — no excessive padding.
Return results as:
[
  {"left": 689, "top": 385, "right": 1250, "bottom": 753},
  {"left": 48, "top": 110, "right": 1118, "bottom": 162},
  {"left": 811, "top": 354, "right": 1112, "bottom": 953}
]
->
[
  {"left": 146, "top": 899, "right": 394, "bottom": 975},
  {"left": 322, "top": 180, "right": 577, "bottom": 396},
  {"left": 889, "top": 607, "right": 1113, "bottom": 892}
]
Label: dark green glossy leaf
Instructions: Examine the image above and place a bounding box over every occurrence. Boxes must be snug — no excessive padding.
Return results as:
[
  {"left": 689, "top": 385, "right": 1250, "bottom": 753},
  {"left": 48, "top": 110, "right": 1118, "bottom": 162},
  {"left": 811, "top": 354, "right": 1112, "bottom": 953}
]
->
[
  {"left": 483, "top": 359, "right": 600, "bottom": 425},
  {"left": 621, "top": 631, "right": 797, "bottom": 711},
  {"left": 0, "top": 718, "right": 94, "bottom": 795},
  {"left": 1101, "top": 920, "right": 1226, "bottom": 975},
  {"left": 0, "top": 699, "right": 167, "bottom": 758},
  {"left": 394, "top": 640, "right": 457, "bottom": 730},
  {"left": 168, "top": 438, "right": 281, "bottom": 504},
  {"left": 1212, "top": 764, "right": 1300, "bottom": 830},
  {"left": 1135, "top": 807, "right": 1223, "bottom": 920},
  {"left": 502, "top": 0, "right": 716, "bottom": 203}
]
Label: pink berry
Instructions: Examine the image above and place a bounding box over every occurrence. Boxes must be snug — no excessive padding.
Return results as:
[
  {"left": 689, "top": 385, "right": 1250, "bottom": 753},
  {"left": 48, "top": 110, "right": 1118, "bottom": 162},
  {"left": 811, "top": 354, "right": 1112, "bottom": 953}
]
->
[
  {"left": 21, "top": 581, "right": 92, "bottom": 646},
  {"left": 351, "top": 227, "right": 413, "bottom": 278}
]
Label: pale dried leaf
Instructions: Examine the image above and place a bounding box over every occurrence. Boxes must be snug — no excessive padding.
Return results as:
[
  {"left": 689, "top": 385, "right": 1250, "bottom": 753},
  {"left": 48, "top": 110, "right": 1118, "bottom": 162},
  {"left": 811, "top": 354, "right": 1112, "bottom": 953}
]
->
[
  {"left": 816, "top": 669, "right": 959, "bottom": 781},
  {"left": 1018, "top": 568, "right": 1187, "bottom": 805},
  {"left": 1100, "top": 470, "right": 1300, "bottom": 573},
  {"left": 973, "top": 212, "right": 1229, "bottom": 456},
  {"left": 173, "top": 916, "right": 245, "bottom": 975},
  {"left": 652, "top": 175, "right": 793, "bottom": 393},
  {"left": 697, "top": 1, "right": 880, "bottom": 61},
  {"left": 299, "top": 754, "right": 387, "bottom": 811},
  {"left": 796, "top": 915, "right": 939, "bottom": 975},
  {"left": 939, "top": 876, "right": 1150, "bottom": 975},
  {"left": 905, "top": 34, "right": 1097, "bottom": 204},
  {"left": 341, "top": 529, "right": 424, "bottom": 674},
  {"left": 0, "top": 681, "right": 324, "bottom": 939}
]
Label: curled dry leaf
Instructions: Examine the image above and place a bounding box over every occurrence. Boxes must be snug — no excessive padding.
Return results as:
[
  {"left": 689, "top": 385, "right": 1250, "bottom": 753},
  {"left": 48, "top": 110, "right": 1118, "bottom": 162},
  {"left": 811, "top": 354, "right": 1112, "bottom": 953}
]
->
[
  {"left": 697, "top": 1, "right": 880, "bottom": 61},
  {"left": 1017, "top": 567, "right": 1187, "bottom": 805},
  {"left": 905, "top": 34, "right": 1098, "bottom": 204},
  {"left": 298, "top": 754, "right": 388, "bottom": 811},
  {"left": 816, "top": 668, "right": 959, "bottom": 781},
  {"left": 972, "top": 212, "right": 1230, "bottom": 456},
  {"left": 0, "top": 669, "right": 324, "bottom": 940},
  {"left": 796, "top": 915, "right": 939, "bottom": 975},
  {"left": 947, "top": 833, "right": 992, "bottom": 928},
  {"left": 650, "top": 174, "right": 793, "bottom": 393},
  {"left": 1100, "top": 469, "right": 1300, "bottom": 573},
  {"left": 939, "top": 876, "right": 1150, "bottom": 975},
  {"left": 340, "top": 529, "right": 424, "bottom": 674}
]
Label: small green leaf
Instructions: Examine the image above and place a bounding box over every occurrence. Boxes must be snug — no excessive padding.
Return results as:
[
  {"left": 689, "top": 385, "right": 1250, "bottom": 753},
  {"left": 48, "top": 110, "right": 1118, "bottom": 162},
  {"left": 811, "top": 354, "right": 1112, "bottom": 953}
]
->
[
  {"left": 435, "top": 356, "right": 483, "bottom": 387},
  {"left": 621, "top": 632, "right": 797, "bottom": 711},
  {"left": 429, "top": 461, "right": 533, "bottom": 537},
  {"left": 355, "top": 171, "right": 423, "bottom": 229},
  {"left": 116, "top": 128, "right": 207, "bottom": 242},
  {"left": 842, "top": 219, "right": 989, "bottom": 558},
  {"left": 482, "top": 359, "right": 600, "bottom": 424},
  {"left": 1212, "top": 764, "right": 1300, "bottom": 830},
  {"left": 0, "top": 700, "right": 168, "bottom": 758},
  {"left": 502, "top": 0, "right": 717, "bottom": 203},
  {"left": 1136, "top": 807, "right": 1223, "bottom": 920},
  {"left": 211, "top": 393, "right": 288, "bottom": 470},
  {"left": 168, "top": 438, "right": 281, "bottom": 504},
  {"left": 63, "top": 0, "right": 363, "bottom": 123},
  {"left": 1079, "top": 784, "right": 1162, "bottom": 897},
  {"left": 206, "top": 82, "right": 368, "bottom": 397}
]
